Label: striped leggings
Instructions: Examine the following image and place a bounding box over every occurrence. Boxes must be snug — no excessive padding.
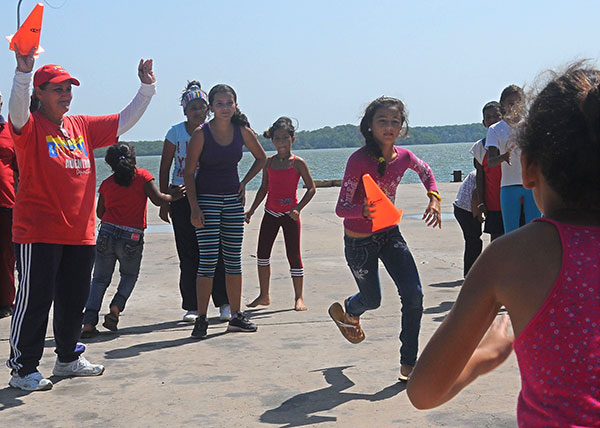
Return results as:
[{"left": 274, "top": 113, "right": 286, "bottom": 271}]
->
[
  {"left": 257, "top": 211, "right": 303, "bottom": 277},
  {"left": 195, "top": 194, "right": 244, "bottom": 277}
]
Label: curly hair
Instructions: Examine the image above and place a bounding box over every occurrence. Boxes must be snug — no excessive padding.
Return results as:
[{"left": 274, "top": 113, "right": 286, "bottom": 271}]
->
[{"left": 519, "top": 61, "right": 600, "bottom": 210}]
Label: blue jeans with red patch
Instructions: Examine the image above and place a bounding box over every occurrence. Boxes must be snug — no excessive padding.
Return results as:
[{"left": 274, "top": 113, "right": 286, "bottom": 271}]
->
[
  {"left": 344, "top": 226, "right": 423, "bottom": 366},
  {"left": 83, "top": 223, "right": 144, "bottom": 326}
]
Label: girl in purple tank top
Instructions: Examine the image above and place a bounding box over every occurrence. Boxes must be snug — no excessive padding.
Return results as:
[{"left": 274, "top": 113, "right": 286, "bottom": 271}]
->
[
  {"left": 245, "top": 117, "right": 316, "bottom": 311},
  {"left": 183, "top": 84, "right": 266, "bottom": 338},
  {"left": 408, "top": 63, "right": 600, "bottom": 427}
]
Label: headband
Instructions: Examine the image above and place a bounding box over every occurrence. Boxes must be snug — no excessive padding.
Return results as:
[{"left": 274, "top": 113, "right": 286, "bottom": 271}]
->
[{"left": 182, "top": 85, "right": 208, "bottom": 112}]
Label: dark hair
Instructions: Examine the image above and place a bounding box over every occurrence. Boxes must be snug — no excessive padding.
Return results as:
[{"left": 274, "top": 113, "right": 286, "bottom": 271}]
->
[
  {"left": 482, "top": 101, "right": 501, "bottom": 117},
  {"left": 105, "top": 142, "right": 137, "bottom": 187},
  {"left": 519, "top": 62, "right": 600, "bottom": 210},
  {"left": 30, "top": 82, "right": 49, "bottom": 113},
  {"left": 359, "top": 96, "right": 408, "bottom": 176},
  {"left": 208, "top": 84, "right": 250, "bottom": 127},
  {"left": 500, "top": 84, "right": 524, "bottom": 105},
  {"left": 263, "top": 116, "right": 295, "bottom": 139}
]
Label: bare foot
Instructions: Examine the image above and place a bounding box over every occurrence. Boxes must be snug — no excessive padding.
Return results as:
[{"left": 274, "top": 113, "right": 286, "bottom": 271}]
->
[
  {"left": 294, "top": 297, "right": 308, "bottom": 311},
  {"left": 247, "top": 295, "right": 270, "bottom": 307}
]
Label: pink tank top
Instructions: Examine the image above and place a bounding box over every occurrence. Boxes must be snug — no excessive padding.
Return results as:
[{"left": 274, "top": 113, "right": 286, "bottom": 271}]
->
[
  {"left": 265, "top": 156, "right": 300, "bottom": 213},
  {"left": 513, "top": 218, "right": 600, "bottom": 427}
]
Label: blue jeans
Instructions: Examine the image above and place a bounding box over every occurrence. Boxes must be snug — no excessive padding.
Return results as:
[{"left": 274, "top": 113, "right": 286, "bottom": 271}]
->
[
  {"left": 344, "top": 227, "right": 423, "bottom": 366},
  {"left": 83, "top": 223, "right": 144, "bottom": 326}
]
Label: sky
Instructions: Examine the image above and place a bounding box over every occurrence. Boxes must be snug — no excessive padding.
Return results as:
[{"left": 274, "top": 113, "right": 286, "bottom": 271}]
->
[{"left": 1, "top": 0, "right": 599, "bottom": 141}]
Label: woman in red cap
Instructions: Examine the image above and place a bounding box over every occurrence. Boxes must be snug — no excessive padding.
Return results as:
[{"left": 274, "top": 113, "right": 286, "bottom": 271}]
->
[{"left": 6, "top": 45, "right": 156, "bottom": 391}]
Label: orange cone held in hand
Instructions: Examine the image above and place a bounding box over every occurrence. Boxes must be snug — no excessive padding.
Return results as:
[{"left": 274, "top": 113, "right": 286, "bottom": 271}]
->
[
  {"left": 362, "top": 174, "right": 403, "bottom": 232},
  {"left": 6, "top": 3, "right": 45, "bottom": 56}
]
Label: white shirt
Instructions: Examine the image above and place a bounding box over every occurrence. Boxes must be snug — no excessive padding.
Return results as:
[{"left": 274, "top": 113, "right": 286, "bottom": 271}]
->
[
  {"left": 453, "top": 170, "right": 477, "bottom": 212},
  {"left": 485, "top": 119, "right": 522, "bottom": 187},
  {"left": 164, "top": 122, "right": 200, "bottom": 186}
]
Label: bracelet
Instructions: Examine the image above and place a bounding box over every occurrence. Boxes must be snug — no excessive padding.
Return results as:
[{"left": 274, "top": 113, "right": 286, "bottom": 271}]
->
[
  {"left": 427, "top": 190, "right": 442, "bottom": 202},
  {"left": 477, "top": 203, "right": 485, "bottom": 208}
]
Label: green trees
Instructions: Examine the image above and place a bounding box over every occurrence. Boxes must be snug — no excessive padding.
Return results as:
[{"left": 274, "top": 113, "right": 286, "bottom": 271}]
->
[{"left": 94, "top": 123, "right": 485, "bottom": 156}]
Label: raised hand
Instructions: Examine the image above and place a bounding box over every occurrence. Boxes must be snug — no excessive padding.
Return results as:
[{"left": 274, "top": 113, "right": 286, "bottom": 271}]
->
[
  {"left": 14, "top": 43, "right": 36, "bottom": 73},
  {"left": 137, "top": 59, "right": 155, "bottom": 84}
]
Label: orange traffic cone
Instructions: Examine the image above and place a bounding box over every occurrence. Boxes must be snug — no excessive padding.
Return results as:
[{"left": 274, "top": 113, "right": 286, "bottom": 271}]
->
[
  {"left": 362, "top": 173, "right": 403, "bottom": 232},
  {"left": 6, "top": 3, "right": 45, "bottom": 56}
]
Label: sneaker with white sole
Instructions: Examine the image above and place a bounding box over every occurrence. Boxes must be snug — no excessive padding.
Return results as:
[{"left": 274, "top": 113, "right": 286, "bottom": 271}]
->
[
  {"left": 52, "top": 355, "right": 105, "bottom": 377},
  {"left": 227, "top": 312, "right": 257, "bottom": 332},
  {"left": 9, "top": 371, "right": 53, "bottom": 391},
  {"left": 183, "top": 310, "right": 199, "bottom": 322},
  {"left": 219, "top": 304, "right": 231, "bottom": 321}
]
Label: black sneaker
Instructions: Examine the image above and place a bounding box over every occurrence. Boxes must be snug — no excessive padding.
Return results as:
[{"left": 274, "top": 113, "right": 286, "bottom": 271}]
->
[
  {"left": 227, "top": 312, "right": 257, "bottom": 332},
  {"left": 191, "top": 317, "right": 208, "bottom": 339}
]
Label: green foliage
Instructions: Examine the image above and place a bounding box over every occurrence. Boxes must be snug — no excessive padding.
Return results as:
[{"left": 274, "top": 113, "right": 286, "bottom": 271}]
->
[
  {"left": 93, "top": 140, "right": 164, "bottom": 157},
  {"left": 94, "top": 123, "right": 486, "bottom": 156}
]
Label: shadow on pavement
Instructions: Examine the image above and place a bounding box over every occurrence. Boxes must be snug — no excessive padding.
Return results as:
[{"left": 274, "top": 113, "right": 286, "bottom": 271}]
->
[
  {"left": 260, "top": 366, "right": 403, "bottom": 427},
  {"left": 427, "top": 280, "right": 463, "bottom": 288}
]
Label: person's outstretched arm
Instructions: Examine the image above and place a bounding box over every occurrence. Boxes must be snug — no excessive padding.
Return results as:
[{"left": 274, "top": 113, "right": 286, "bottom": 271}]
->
[
  {"left": 407, "top": 243, "right": 513, "bottom": 409},
  {"left": 117, "top": 59, "right": 156, "bottom": 137}
]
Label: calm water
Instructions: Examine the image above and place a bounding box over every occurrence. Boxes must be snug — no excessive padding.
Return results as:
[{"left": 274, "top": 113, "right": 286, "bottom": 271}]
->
[{"left": 95, "top": 142, "right": 475, "bottom": 191}]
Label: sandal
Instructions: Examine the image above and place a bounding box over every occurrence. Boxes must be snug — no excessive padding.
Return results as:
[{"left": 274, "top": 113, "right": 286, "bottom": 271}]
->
[
  {"left": 80, "top": 327, "right": 100, "bottom": 339},
  {"left": 328, "top": 302, "right": 365, "bottom": 344},
  {"left": 102, "top": 313, "right": 119, "bottom": 331}
]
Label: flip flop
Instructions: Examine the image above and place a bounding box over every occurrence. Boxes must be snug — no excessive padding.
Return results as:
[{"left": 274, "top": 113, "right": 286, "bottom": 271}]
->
[
  {"left": 102, "top": 313, "right": 119, "bottom": 331},
  {"left": 328, "top": 302, "right": 365, "bottom": 344},
  {"left": 398, "top": 366, "right": 414, "bottom": 382}
]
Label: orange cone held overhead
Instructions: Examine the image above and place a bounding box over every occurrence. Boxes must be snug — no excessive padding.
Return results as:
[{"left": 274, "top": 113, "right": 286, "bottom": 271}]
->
[
  {"left": 6, "top": 3, "right": 45, "bottom": 56},
  {"left": 362, "top": 173, "right": 403, "bottom": 232}
]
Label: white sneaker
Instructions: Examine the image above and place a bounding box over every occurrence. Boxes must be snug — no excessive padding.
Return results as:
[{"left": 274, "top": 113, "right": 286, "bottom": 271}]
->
[
  {"left": 9, "top": 371, "right": 53, "bottom": 391},
  {"left": 219, "top": 304, "right": 231, "bottom": 321},
  {"left": 52, "top": 355, "right": 105, "bottom": 377},
  {"left": 183, "top": 310, "right": 199, "bottom": 322}
]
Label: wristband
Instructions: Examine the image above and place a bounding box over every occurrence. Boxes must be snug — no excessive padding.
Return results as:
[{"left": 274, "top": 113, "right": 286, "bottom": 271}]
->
[{"left": 427, "top": 190, "right": 442, "bottom": 202}]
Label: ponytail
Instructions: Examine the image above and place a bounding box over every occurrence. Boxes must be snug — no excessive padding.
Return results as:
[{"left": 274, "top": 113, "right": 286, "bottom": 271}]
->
[
  {"left": 208, "top": 84, "right": 251, "bottom": 128},
  {"left": 105, "top": 143, "right": 136, "bottom": 186}
]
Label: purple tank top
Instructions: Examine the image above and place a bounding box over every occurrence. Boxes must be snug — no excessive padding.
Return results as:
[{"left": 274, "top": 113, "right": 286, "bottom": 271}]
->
[{"left": 195, "top": 124, "right": 244, "bottom": 195}]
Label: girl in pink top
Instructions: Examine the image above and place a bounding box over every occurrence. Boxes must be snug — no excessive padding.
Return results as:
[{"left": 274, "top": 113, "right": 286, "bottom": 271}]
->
[
  {"left": 245, "top": 117, "right": 316, "bottom": 311},
  {"left": 329, "top": 97, "right": 442, "bottom": 382},
  {"left": 408, "top": 63, "right": 600, "bottom": 427}
]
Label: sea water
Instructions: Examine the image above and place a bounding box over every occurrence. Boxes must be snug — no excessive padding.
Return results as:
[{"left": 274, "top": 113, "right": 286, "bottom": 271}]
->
[{"left": 95, "top": 142, "right": 476, "bottom": 191}]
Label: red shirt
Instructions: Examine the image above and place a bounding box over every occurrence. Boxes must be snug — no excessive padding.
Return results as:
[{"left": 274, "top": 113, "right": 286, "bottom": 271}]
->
[
  {"left": 99, "top": 168, "right": 154, "bottom": 230},
  {"left": 482, "top": 152, "right": 502, "bottom": 211},
  {"left": 265, "top": 156, "right": 300, "bottom": 213},
  {"left": 0, "top": 118, "right": 17, "bottom": 208},
  {"left": 9, "top": 112, "right": 118, "bottom": 244}
]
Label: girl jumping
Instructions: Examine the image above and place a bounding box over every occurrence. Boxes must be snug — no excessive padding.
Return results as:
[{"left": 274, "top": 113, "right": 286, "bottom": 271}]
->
[
  {"left": 407, "top": 63, "right": 600, "bottom": 427},
  {"left": 245, "top": 117, "right": 316, "bottom": 311},
  {"left": 329, "top": 96, "right": 441, "bottom": 382},
  {"left": 82, "top": 143, "right": 180, "bottom": 336}
]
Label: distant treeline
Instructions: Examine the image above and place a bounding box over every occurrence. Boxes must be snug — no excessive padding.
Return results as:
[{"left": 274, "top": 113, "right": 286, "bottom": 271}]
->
[{"left": 94, "top": 122, "right": 485, "bottom": 156}]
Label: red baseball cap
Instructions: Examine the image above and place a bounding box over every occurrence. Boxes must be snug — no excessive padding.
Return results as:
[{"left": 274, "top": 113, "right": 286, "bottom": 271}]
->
[{"left": 33, "top": 64, "right": 80, "bottom": 88}]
